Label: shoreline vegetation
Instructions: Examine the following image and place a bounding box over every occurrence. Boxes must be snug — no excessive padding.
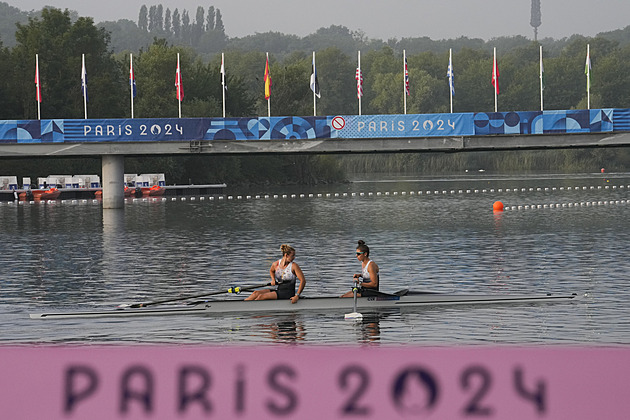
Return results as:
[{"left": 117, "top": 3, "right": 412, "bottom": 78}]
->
[
  {"left": 1, "top": 147, "right": 626, "bottom": 187},
  {"left": 0, "top": 4, "right": 629, "bottom": 184}
]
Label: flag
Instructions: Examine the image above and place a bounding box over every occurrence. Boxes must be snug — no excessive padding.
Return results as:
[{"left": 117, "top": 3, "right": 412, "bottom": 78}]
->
[
  {"left": 129, "top": 57, "right": 137, "bottom": 98},
  {"left": 355, "top": 67, "right": 363, "bottom": 98},
  {"left": 81, "top": 55, "right": 88, "bottom": 102},
  {"left": 492, "top": 54, "right": 499, "bottom": 95},
  {"left": 264, "top": 55, "right": 272, "bottom": 100},
  {"left": 35, "top": 56, "right": 41, "bottom": 103},
  {"left": 175, "top": 56, "right": 184, "bottom": 101},
  {"left": 220, "top": 54, "right": 227, "bottom": 92},
  {"left": 585, "top": 48, "right": 592, "bottom": 89},
  {"left": 310, "top": 54, "right": 320, "bottom": 98},
  {"left": 447, "top": 54, "right": 455, "bottom": 95},
  {"left": 404, "top": 56, "right": 410, "bottom": 96},
  {"left": 540, "top": 51, "right": 545, "bottom": 91}
]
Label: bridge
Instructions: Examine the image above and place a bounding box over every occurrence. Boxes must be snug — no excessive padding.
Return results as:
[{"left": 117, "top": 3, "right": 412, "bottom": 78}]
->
[{"left": 1, "top": 108, "right": 629, "bottom": 208}]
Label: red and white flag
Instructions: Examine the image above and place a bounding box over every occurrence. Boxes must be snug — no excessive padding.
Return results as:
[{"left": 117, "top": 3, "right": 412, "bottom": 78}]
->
[
  {"left": 175, "top": 55, "right": 184, "bottom": 101},
  {"left": 35, "top": 55, "right": 41, "bottom": 103},
  {"left": 355, "top": 67, "right": 363, "bottom": 98},
  {"left": 492, "top": 52, "right": 500, "bottom": 95},
  {"left": 404, "top": 55, "right": 410, "bottom": 96}
]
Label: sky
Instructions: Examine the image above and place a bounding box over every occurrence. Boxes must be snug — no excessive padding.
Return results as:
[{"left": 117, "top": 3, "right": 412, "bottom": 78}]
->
[{"left": 11, "top": 0, "right": 630, "bottom": 41}]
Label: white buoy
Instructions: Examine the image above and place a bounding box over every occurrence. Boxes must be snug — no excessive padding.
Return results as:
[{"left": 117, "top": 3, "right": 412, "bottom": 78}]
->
[{"left": 345, "top": 311, "right": 363, "bottom": 320}]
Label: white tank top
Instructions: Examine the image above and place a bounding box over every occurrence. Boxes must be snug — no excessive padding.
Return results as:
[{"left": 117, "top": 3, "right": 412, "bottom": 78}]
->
[
  {"left": 361, "top": 260, "right": 379, "bottom": 290},
  {"left": 276, "top": 260, "right": 297, "bottom": 284}
]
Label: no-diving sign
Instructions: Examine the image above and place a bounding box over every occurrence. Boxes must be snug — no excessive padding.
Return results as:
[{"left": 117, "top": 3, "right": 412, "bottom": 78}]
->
[{"left": 331, "top": 116, "right": 345, "bottom": 130}]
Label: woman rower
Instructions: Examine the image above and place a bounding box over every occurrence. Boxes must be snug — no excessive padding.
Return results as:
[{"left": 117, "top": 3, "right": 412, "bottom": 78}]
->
[
  {"left": 245, "top": 244, "right": 305, "bottom": 304},
  {"left": 341, "top": 240, "right": 380, "bottom": 298}
]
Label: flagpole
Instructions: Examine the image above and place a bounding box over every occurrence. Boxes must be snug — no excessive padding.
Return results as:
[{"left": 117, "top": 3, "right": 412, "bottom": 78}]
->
[
  {"left": 177, "top": 53, "right": 182, "bottom": 118},
  {"left": 539, "top": 45, "right": 544, "bottom": 111},
  {"left": 130, "top": 53, "right": 134, "bottom": 119},
  {"left": 221, "top": 52, "right": 226, "bottom": 118},
  {"left": 493, "top": 47, "right": 498, "bottom": 113},
  {"left": 35, "top": 54, "right": 41, "bottom": 120},
  {"left": 82, "top": 54, "right": 87, "bottom": 119},
  {"left": 312, "top": 52, "right": 317, "bottom": 116},
  {"left": 403, "top": 50, "right": 407, "bottom": 115},
  {"left": 358, "top": 51, "right": 362, "bottom": 116},
  {"left": 449, "top": 48, "right": 453, "bottom": 114},
  {"left": 586, "top": 44, "right": 591, "bottom": 110}
]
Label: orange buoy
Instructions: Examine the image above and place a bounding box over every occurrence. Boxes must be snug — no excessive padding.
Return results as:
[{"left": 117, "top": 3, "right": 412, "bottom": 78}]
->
[{"left": 493, "top": 201, "right": 504, "bottom": 211}]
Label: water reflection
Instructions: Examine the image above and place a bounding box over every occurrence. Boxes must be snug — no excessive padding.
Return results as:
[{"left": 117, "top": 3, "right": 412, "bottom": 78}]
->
[
  {"left": 491, "top": 208, "right": 509, "bottom": 286},
  {"left": 253, "top": 314, "right": 306, "bottom": 343},
  {"left": 357, "top": 312, "right": 383, "bottom": 343}
]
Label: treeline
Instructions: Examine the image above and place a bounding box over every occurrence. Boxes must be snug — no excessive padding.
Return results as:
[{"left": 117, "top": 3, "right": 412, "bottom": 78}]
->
[
  {"left": 1, "top": 6, "right": 630, "bottom": 184},
  {"left": 137, "top": 4, "right": 226, "bottom": 50},
  {"left": 5, "top": 9, "right": 630, "bottom": 121}
]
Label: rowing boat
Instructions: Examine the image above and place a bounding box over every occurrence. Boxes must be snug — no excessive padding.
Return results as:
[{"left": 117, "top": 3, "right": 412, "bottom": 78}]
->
[{"left": 29, "top": 290, "right": 582, "bottom": 320}]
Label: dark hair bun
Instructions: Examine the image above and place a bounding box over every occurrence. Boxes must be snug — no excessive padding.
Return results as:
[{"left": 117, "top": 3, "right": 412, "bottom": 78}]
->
[{"left": 357, "top": 240, "right": 366, "bottom": 246}]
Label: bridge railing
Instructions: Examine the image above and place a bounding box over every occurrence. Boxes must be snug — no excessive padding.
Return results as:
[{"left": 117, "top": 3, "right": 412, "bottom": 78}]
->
[{"left": 1, "top": 108, "right": 627, "bottom": 145}]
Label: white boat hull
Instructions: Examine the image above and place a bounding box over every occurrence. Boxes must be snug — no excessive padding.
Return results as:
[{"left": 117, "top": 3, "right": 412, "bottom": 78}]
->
[{"left": 29, "top": 292, "right": 582, "bottom": 320}]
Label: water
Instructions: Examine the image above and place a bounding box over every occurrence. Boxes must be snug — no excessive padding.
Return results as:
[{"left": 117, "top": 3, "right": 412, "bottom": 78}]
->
[{"left": 2, "top": 172, "right": 630, "bottom": 345}]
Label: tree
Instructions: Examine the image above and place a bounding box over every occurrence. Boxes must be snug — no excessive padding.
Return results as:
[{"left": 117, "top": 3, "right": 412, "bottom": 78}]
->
[
  {"left": 206, "top": 6, "right": 215, "bottom": 31},
  {"left": 148, "top": 5, "right": 156, "bottom": 32},
  {"left": 193, "top": 6, "right": 205, "bottom": 45},
  {"left": 215, "top": 9, "right": 225, "bottom": 35},
  {"left": 406, "top": 52, "right": 448, "bottom": 113},
  {"left": 0, "top": 40, "right": 21, "bottom": 119},
  {"left": 13, "top": 8, "right": 126, "bottom": 119},
  {"left": 450, "top": 48, "right": 493, "bottom": 112},
  {"left": 138, "top": 5, "right": 148, "bottom": 32},
  {"left": 181, "top": 10, "right": 190, "bottom": 45},
  {"left": 164, "top": 8, "right": 171, "bottom": 35},
  {"left": 498, "top": 42, "right": 540, "bottom": 111},
  {"left": 315, "top": 47, "right": 356, "bottom": 115},
  {"left": 595, "top": 44, "right": 630, "bottom": 108},
  {"left": 98, "top": 19, "right": 153, "bottom": 55},
  {"left": 195, "top": 6, "right": 205, "bottom": 30},
  {"left": 263, "top": 52, "right": 312, "bottom": 116},
  {"left": 172, "top": 9, "right": 180, "bottom": 39},
  {"left": 155, "top": 4, "right": 164, "bottom": 33}
]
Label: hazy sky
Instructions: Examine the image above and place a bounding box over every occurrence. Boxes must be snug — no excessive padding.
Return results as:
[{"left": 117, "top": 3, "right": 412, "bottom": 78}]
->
[{"left": 11, "top": 0, "right": 630, "bottom": 41}]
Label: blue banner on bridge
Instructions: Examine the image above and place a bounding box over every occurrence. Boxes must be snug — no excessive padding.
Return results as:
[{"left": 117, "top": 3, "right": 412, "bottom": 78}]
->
[{"left": 0, "top": 109, "right": 620, "bottom": 144}]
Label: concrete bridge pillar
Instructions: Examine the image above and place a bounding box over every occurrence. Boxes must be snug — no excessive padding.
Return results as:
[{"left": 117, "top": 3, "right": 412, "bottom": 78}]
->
[{"left": 101, "top": 155, "right": 124, "bottom": 209}]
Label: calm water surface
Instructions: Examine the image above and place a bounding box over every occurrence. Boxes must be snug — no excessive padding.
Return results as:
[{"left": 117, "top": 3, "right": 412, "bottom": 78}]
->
[{"left": 1, "top": 172, "right": 630, "bottom": 345}]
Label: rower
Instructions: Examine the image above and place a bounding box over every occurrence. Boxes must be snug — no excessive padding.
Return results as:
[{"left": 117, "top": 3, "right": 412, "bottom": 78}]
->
[
  {"left": 245, "top": 244, "right": 306, "bottom": 304},
  {"left": 341, "top": 240, "right": 380, "bottom": 298}
]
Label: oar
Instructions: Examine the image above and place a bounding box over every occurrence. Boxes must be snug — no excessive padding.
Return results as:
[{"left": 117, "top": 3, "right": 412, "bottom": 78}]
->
[
  {"left": 118, "top": 283, "right": 270, "bottom": 309},
  {"left": 344, "top": 279, "right": 363, "bottom": 320}
]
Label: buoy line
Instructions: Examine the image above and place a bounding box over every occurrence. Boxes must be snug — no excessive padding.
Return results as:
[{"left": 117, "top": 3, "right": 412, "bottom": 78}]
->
[
  {"left": 1, "top": 183, "right": 628, "bottom": 206},
  {"left": 504, "top": 200, "right": 628, "bottom": 211}
]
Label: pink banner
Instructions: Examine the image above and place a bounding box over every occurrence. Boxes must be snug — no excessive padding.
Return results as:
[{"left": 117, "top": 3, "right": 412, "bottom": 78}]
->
[{"left": 1, "top": 346, "right": 628, "bottom": 419}]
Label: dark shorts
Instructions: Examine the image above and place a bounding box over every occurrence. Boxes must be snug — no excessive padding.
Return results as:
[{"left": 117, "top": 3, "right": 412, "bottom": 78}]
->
[
  {"left": 276, "top": 287, "right": 294, "bottom": 300},
  {"left": 360, "top": 287, "right": 379, "bottom": 297}
]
